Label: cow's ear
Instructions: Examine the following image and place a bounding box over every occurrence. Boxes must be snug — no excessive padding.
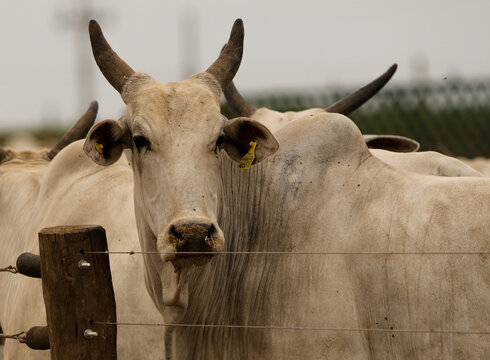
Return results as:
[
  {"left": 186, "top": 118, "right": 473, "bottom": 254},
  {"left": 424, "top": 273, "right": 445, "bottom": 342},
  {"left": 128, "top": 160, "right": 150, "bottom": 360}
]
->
[
  {"left": 363, "top": 134, "right": 420, "bottom": 153},
  {"left": 222, "top": 117, "right": 279, "bottom": 164},
  {"left": 84, "top": 119, "right": 131, "bottom": 165}
]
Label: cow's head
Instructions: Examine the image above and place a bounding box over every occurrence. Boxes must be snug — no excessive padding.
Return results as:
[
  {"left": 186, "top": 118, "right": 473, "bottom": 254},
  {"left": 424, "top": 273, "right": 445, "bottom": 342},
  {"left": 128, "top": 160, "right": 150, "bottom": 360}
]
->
[
  {"left": 225, "top": 64, "right": 396, "bottom": 116},
  {"left": 223, "top": 64, "right": 419, "bottom": 152},
  {"left": 83, "top": 20, "right": 278, "bottom": 278}
]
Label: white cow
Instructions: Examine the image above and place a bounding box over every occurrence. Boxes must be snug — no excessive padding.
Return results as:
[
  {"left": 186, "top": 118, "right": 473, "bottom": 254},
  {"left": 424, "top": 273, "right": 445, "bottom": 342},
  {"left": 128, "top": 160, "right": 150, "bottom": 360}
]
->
[
  {"left": 224, "top": 72, "right": 482, "bottom": 177},
  {"left": 1, "top": 102, "right": 97, "bottom": 358},
  {"left": 370, "top": 148, "right": 482, "bottom": 177},
  {"left": 0, "top": 104, "right": 164, "bottom": 359},
  {"left": 84, "top": 19, "right": 489, "bottom": 359}
]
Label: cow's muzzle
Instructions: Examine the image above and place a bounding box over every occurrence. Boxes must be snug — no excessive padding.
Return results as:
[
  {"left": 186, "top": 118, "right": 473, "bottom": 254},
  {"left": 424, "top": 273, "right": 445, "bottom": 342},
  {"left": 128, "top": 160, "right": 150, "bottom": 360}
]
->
[{"left": 158, "top": 216, "right": 224, "bottom": 268}]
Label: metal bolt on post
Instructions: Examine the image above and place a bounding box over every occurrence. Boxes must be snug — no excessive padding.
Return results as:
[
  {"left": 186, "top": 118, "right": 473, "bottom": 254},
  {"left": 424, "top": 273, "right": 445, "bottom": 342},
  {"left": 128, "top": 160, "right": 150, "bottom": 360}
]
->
[
  {"left": 78, "top": 260, "right": 91, "bottom": 270},
  {"left": 83, "top": 329, "right": 98, "bottom": 339}
]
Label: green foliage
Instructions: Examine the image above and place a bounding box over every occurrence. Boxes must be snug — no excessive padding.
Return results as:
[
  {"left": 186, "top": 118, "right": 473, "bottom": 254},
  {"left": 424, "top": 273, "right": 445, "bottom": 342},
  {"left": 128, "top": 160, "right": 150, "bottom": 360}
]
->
[{"left": 351, "top": 106, "right": 490, "bottom": 157}]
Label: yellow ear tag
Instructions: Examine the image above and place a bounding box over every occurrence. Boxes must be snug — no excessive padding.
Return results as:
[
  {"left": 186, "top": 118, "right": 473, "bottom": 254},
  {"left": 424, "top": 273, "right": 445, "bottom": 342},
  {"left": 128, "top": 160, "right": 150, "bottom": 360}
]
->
[
  {"left": 95, "top": 143, "right": 104, "bottom": 154},
  {"left": 238, "top": 141, "right": 257, "bottom": 170}
]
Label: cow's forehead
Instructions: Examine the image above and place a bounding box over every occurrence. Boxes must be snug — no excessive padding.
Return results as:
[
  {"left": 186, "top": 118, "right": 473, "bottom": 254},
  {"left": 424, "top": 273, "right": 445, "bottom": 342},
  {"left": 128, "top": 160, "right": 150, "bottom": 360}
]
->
[{"left": 127, "top": 78, "right": 222, "bottom": 133}]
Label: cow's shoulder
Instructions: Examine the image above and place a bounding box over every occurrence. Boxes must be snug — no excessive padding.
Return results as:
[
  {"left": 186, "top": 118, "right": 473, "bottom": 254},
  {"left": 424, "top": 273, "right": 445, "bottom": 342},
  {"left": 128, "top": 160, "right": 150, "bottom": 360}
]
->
[{"left": 273, "top": 112, "right": 370, "bottom": 167}]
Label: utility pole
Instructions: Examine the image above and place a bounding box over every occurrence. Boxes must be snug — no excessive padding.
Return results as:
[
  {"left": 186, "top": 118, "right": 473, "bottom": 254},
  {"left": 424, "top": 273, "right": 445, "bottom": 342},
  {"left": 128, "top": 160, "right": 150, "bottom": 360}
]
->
[
  {"left": 178, "top": 10, "right": 200, "bottom": 79},
  {"left": 55, "top": 2, "right": 113, "bottom": 115}
]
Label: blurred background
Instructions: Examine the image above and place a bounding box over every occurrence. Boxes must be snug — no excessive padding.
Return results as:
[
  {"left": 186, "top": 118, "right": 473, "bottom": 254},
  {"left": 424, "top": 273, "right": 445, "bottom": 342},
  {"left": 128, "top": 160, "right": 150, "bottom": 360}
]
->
[{"left": 0, "top": 0, "right": 488, "bottom": 157}]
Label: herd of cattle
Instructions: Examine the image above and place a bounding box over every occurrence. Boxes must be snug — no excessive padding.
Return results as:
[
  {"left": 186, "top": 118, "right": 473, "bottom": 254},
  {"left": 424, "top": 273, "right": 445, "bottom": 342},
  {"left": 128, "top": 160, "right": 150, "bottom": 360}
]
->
[{"left": 1, "top": 18, "right": 489, "bottom": 359}]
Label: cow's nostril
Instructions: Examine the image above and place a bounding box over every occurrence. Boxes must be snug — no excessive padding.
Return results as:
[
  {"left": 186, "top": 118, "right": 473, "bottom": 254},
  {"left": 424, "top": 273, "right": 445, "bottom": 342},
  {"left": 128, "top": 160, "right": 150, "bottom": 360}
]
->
[
  {"left": 169, "top": 225, "right": 186, "bottom": 248},
  {"left": 169, "top": 225, "right": 180, "bottom": 238}
]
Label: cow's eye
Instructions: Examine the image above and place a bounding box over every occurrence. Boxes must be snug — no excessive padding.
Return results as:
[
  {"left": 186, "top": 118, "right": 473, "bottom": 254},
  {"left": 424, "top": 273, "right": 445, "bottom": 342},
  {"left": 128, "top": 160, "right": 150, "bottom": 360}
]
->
[{"left": 133, "top": 135, "right": 151, "bottom": 151}]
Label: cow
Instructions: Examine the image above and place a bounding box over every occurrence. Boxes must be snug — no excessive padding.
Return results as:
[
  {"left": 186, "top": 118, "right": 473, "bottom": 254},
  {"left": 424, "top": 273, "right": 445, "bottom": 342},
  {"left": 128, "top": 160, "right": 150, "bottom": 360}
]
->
[
  {"left": 224, "top": 73, "right": 482, "bottom": 177},
  {"left": 460, "top": 157, "right": 490, "bottom": 177},
  {"left": 0, "top": 101, "right": 98, "bottom": 162},
  {"left": 0, "top": 103, "right": 164, "bottom": 359},
  {"left": 84, "top": 18, "right": 489, "bottom": 359},
  {"left": 0, "top": 101, "right": 97, "bottom": 358}
]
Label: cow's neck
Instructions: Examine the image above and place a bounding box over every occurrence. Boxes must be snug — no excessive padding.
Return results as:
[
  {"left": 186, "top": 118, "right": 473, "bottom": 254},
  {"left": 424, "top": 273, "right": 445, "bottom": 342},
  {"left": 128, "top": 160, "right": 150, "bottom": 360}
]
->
[
  {"left": 218, "top": 155, "right": 274, "bottom": 251},
  {"left": 171, "top": 155, "right": 307, "bottom": 358}
]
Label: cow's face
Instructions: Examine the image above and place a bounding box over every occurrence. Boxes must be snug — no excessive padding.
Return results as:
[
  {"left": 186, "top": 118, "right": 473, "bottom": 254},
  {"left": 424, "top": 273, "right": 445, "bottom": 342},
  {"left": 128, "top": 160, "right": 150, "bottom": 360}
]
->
[{"left": 83, "top": 20, "right": 278, "bottom": 273}]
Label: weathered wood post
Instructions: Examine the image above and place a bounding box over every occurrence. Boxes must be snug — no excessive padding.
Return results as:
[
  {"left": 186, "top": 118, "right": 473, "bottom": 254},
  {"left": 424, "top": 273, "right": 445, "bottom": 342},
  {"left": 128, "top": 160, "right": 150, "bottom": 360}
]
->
[{"left": 38, "top": 225, "right": 117, "bottom": 359}]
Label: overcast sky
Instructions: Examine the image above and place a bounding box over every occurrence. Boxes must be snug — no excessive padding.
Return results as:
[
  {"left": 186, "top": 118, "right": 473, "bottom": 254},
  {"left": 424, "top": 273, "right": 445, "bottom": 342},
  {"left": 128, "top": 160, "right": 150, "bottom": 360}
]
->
[{"left": 0, "top": 0, "right": 489, "bottom": 131}]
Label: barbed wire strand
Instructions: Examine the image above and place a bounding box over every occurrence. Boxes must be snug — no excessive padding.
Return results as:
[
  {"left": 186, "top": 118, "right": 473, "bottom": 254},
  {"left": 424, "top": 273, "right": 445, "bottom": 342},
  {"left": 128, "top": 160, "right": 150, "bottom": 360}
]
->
[
  {"left": 94, "top": 321, "right": 489, "bottom": 335},
  {"left": 85, "top": 250, "right": 490, "bottom": 256},
  {"left": 0, "top": 265, "right": 18, "bottom": 274},
  {"left": 0, "top": 331, "right": 26, "bottom": 343}
]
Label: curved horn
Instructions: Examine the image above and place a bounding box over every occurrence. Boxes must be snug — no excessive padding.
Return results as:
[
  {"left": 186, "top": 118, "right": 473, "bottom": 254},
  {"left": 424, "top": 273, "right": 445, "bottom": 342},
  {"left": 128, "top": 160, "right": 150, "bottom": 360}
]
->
[
  {"left": 46, "top": 101, "right": 99, "bottom": 160},
  {"left": 206, "top": 19, "right": 244, "bottom": 91},
  {"left": 224, "top": 81, "right": 257, "bottom": 117},
  {"left": 326, "top": 64, "right": 397, "bottom": 115},
  {"left": 89, "top": 20, "right": 135, "bottom": 93}
]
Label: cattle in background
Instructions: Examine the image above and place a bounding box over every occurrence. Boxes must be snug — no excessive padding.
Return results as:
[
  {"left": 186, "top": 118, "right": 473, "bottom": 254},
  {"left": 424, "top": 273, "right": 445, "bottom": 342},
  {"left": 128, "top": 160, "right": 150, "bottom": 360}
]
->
[
  {"left": 224, "top": 71, "right": 482, "bottom": 177},
  {"left": 85, "top": 18, "right": 489, "bottom": 359},
  {"left": 0, "top": 102, "right": 164, "bottom": 359},
  {"left": 369, "top": 148, "right": 482, "bottom": 177},
  {"left": 223, "top": 64, "right": 398, "bottom": 133},
  {"left": 1, "top": 133, "right": 44, "bottom": 152},
  {"left": 460, "top": 157, "right": 490, "bottom": 177},
  {"left": 0, "top": 101, "right": 97, "bottom": 163}
]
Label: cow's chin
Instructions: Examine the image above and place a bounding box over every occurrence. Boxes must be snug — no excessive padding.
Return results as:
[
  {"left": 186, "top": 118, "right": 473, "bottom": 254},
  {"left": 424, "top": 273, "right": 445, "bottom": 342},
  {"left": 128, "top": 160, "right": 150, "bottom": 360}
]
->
[
  {"left": 162, "top": 264, "right": 189, "bottom": 308},
  {"left": 160, "top": 251, "right": 213, "bottom": 308}
]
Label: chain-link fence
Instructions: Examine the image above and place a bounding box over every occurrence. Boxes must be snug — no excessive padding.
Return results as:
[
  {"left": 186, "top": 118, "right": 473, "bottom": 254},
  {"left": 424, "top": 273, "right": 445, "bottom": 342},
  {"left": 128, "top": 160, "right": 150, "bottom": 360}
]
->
[{"left": 222, "top": 79, "right": 490, "bottom": 158}]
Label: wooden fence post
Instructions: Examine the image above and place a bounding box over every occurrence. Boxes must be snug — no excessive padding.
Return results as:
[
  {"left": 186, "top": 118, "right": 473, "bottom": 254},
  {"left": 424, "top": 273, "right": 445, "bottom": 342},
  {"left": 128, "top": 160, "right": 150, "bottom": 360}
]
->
[{"left": 38, "top": 225, "right": 117, "bottom": 359}]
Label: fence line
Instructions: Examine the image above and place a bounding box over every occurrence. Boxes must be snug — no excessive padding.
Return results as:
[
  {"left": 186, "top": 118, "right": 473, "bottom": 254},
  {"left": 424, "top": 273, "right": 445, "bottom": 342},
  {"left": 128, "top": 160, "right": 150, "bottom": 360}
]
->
[
  {"left": 0, "top": 265, "right": 18, "bottom": 273},
  {"left": 85, "top": 250, "right": 490, "bottom": 256},
  {"left": 2, "top": 226, "right": 488, "bottom": 356},
  {"left": 0, "top": 331, "right": 26, "bottom": 342},
  {"left": 94, "top": 321, "right": 490, "bottom": 336}
]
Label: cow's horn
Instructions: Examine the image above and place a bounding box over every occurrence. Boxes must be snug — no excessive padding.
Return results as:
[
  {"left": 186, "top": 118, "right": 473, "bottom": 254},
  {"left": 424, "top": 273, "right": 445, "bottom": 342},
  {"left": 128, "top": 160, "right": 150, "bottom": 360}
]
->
[
  {"left": 89, "top": 20, "right": 135, "bottom": 93},
  {"left": 46, "top": 101, "right": 99, "bottom": 160},
  {"left": 224, "top": 81, "right": 257, "bottom": 117},
  {"left": 206, "top": 19, "right": 244, "bottom": 91},
  {"left": 326, "top": 64, "right": 397, "bottom": 115}
]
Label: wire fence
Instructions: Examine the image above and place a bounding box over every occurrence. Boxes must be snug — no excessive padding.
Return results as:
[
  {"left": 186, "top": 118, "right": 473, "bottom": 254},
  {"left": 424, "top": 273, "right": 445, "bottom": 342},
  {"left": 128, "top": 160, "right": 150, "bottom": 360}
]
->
[
  {"left": 2, "top": 244, "right": 489, "bottom": 350},
  {"left": 93, "top": 321, "right": 490, "bottom": 336},
  {"left": 222, "top": 78, "right": 490, "bottom": 158},
  {"left": 84, "top": 250, "right": 490, "bottom": 256}
]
